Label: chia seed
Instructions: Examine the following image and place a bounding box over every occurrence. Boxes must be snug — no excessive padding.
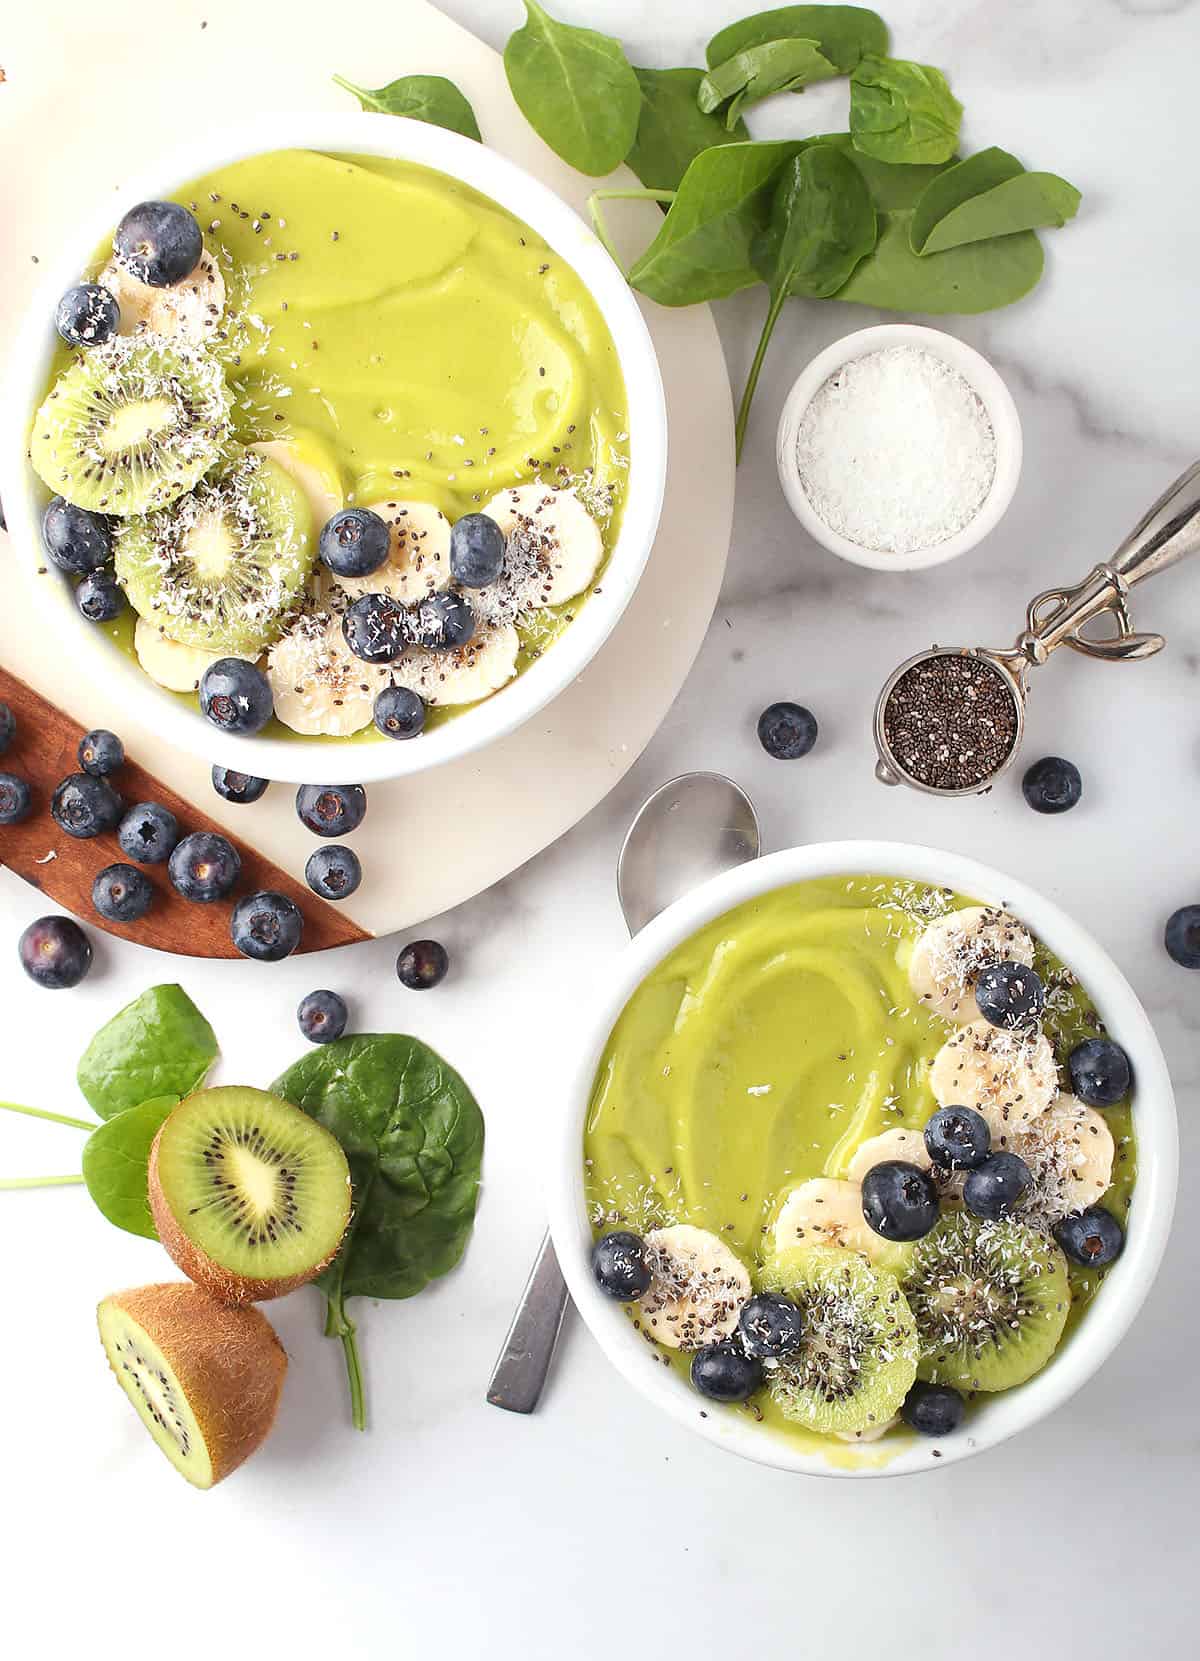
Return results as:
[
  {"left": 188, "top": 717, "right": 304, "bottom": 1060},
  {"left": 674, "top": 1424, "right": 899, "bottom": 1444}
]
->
[{"left": 882, "top": 652, "right": 1018, "bottom": 791}]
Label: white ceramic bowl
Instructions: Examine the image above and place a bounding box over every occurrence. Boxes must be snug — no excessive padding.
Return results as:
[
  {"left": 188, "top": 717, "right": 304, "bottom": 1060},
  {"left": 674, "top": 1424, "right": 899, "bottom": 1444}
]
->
[
  {"left": 548, "top": 841, "right": 1176, "bottom": 1478},
  {"left": 776, "top": 323, "right": 1022, "bottom": 572},
  {"left": 0, "top": 113, "right": 667, "bottom": 785}
]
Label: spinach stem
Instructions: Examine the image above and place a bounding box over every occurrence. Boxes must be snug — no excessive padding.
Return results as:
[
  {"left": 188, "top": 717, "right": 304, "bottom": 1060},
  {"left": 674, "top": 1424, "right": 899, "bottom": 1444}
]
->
[
  {"left": 587, "top": 188, "right": 676, "bottom": 271},
  {"left": 324, "top": 1291, "right": 367, "bottom": 1432},
  {"left": 734, "top": 285, "right": 789, "bottom": 462},
  {"left": 0, "top": 1099, "right": 94, "bottom": 1131},
  {"left": 0, "top": 1174, "right": 85, "bottom": 1190}
]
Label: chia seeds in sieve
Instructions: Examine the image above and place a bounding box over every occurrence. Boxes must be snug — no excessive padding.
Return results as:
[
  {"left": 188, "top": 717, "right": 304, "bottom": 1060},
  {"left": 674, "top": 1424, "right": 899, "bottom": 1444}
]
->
[{"left": 882, "top": 654, "right": 1019, "bottom": 791}]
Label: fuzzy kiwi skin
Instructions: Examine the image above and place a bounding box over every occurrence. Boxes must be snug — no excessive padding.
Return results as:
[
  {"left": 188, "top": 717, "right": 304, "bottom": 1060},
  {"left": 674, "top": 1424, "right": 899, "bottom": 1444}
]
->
[{"left": 99, "top": 1282, "right": 286, "bottom": 1488}]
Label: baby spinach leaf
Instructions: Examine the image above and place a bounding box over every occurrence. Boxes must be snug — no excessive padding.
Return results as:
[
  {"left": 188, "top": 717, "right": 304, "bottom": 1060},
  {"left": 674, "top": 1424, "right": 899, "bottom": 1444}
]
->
[
  {"left": 77, "top": 986, "right": 218, "bottom": 1121},
  {"left": 810, "top": 130, "right": 956, "bottom": 211},
  {"left": 274, "top": 1034, "right": 485, "bottom": 1430},
  {"left": 849, "top": 55, "right": 962, "bottom": 165},
  {"left": 629, "top": 140, "right": 804, "bottom": 305},
  {"left": 706, "top": 5, "right": 888, "bottom": 74},
  {"left": 911, "top": 152, "right": 1081, "bottom": 253},
  {"left": 908, "top": 145, "right": 1023, "bottom": 246},
  {"left": 627, "top": 67, "right": 748, "bottom": 193},
  {"left": 698, "top": 39, "right": 839, "bottom": 131},
  {"left": 80, "top": 1095, "right": 179, "bottom": 1239},
  {"left": 331, "top": 73, "right": 481, "bottom": 141},
  {"left": 504, "top": 0, "right": 641, "bottom": 177},
  {"left": 835, "top": 209, "right": 1045, "bottom": 312}
]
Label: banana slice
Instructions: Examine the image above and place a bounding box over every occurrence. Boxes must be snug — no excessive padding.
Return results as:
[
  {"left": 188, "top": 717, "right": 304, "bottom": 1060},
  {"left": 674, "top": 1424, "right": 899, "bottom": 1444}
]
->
[
  {"left": 836, "top": 1415, "right": 898, "bottom": 1444},
  {"left": 1011, "top": 1095, "right": 1115, "bottom": 1224},
  {"left": 134, "top": 616, "right": 248, "bottom": 693},
  {"left": 268, "top": 612, "right": 387, "bottom": 736},
  {"left": 481, "top": 484, "right": 603, "bottom": 607},
  {"left": 846, "top": 1129, "right": 933, "bottom": 1185},
  {"left": 389, "top": 624, "right": 519, "bottom": 707},
  {"left": 908, "top": 905, "right": 1035, "bottom": 1024},
  {"left": 250, "top": 434, "right": 344, "bottom": 535},
  {"left": 333, "top": 501, "right": 452, "bottom": 605},
  {"left": 772, "top": 1178, "right": 888, "bottom": 1263},
  {"left": 98, "top": 249, "right": 226, "bottom": 344},
  {"left": 929, "top": 1020, "right": 1058, "bottom": 1140},
  {"left": 639, "top": 1224, "right": 751, "bottom": 1350}
]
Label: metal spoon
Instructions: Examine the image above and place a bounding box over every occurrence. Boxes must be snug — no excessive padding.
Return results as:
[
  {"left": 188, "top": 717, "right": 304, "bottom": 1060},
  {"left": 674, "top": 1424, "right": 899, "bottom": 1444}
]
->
[{"left": 486, "top": 772, "right": 762, "bottom": 1414}]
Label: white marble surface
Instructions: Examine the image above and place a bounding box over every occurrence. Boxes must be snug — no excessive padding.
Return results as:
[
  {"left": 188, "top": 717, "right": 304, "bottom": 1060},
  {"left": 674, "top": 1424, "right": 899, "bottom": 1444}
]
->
[{"left": 2, "top": 2, "right": 1197, "bottom": 1656}]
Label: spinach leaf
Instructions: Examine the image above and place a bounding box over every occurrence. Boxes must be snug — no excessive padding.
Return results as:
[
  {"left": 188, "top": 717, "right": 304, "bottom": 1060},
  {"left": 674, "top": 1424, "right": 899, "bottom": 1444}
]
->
[
  {"left": 274, "top": 1034, "right": 485, "bottom": 1430},
  {"left": 80, "top": 1096, "right": 179, "bottom": 1239},
  {"left": 77, "top": 986, "right": 218, "bottom": 1121},
  {"left": 628, "top": 140, "right": 804, "bottom": 305},
  {"left": 835, "top": 209, "right": 1045, "bottom": 312},
  {"left": 627, "top": 67, "right": 748, "bottom": 193},
  {"left": 736, "top": 144, "right": 876, "bottom": 456},
  {"left": 332, "top": 73, "right": 481, "bottom": 141},
  {"left": 810, "top": 130, "right": 956, "bottom": 211},
  {"left": 911, "top": 151, "right": 1081, "bottom": 253},
  {"left": 849, "top": 55, "right": 962, "bottom": 165},
  {"left": 698, "top": 39, "right": 839, "bottom": 131},
  {"left": 707, "top": 5, "right": 888, "bottom": 74},
  {"left": 504, "top": 0, "right": 641, "bottom": 177}
]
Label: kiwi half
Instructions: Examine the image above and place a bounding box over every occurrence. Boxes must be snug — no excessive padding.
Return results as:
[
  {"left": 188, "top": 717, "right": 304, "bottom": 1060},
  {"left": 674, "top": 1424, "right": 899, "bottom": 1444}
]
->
[
  {"left": 30, "top": 335, "right": 230, "bottom": 514},
  {"left": 115, "top": 453, "right": 315, "bottom": 653},
  {"left": 760, "top": 1245, "right": 919, "bottom": 1436},
  {"left": 97, "top": 1282, "right": 286, "bottom": 1489},
  {"left": 902, "top": 1212, "right": 1071, "bottom": 1392},
  {"left": 148, "top": 1086, "right": 351, "bottom": 1304}
]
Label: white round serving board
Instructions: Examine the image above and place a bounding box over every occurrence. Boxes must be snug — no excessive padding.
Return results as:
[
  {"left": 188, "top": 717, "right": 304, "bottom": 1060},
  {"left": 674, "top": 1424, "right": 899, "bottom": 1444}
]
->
[{"left": 0, "top": 0, "right": 734, "bottom": 940}]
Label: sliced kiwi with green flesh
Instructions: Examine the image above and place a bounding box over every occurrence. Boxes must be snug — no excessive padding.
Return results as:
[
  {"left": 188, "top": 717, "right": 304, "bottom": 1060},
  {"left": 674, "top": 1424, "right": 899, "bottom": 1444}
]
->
[
  {"left": 148, "top": 1086, "right": 351, "bottom": 1304},
  {"left": 97, "top": 1282, "right": 287, "bottom": 1489},
  {"left": 760, "top": 1245, "right": 919, "bottom": 1436},
  {"left": 30, "top": 335, "right": 231, "bottom": 515},
  {"left": 902, "top": 1212, "right": 1071, "bottom": 1392},
  {"left": 115, "top": 452, "right": 315, "bottom": 653}
]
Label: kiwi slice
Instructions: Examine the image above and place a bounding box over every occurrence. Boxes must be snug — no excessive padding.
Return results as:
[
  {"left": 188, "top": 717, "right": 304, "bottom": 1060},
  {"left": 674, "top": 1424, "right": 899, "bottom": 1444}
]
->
[
  {"left": 115, "top": 453, "right": 315, "bottom": 653},
  {"left": 760, "top": 1245, "right": 919, "bottom": 1436},
  {"left": 148, "top": 1086, "right": 351, "bottom": 1304},
  {"left": 97, "top": 1282, "right": 286, "bottom": 1489},
  {"left": 30, "top": 335, "right": 231, "bottom": 515},
  {"left": 902, "top": 1212, "right": 1071, "bottom": 1392}
]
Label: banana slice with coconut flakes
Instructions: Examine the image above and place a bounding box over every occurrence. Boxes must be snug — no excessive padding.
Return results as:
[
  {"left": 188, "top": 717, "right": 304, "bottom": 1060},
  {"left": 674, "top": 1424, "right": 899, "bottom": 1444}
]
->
[
  {"left": 333, "top": 500, "right": 452, "bottom": 605},
  {"left": 772, "top": 1178, "right": 886, "bottom": 1263},
  {"left": 268, "top": 612, "right": 388, "bottom": 736},
  {"left": 388, "top": 624, "right": 520, "bottom": 708},
  {"left": 929, "top": 1019, "right": 1058, "bottom": 1142},
  {"left": 1010, "top": 1095, "right": 1115, "bottom": 1225},
  {"left": 134, "top": 616, "right": 250, "bottom": 693},
  {"left": 908, "top": 905, "right": 1035, "bottom": 1025},
  {"left": 481, "top": 484, "right": 603, "bottom": 607},
  {"left": 98, "top": 249, "right": 226, "bottom": 345},
  {"left": 638, "top": 1225, "right": 751, "bottom": 1350}
]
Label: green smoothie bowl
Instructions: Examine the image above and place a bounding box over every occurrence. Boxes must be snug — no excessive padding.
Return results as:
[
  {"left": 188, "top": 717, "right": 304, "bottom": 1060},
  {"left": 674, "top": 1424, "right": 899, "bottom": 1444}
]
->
[
  {"left": 549, "top": 842, "right": 1176, "bottom": 1477},
  {"left": 1, "top": 114, "right": 666, "bottom": 784}
]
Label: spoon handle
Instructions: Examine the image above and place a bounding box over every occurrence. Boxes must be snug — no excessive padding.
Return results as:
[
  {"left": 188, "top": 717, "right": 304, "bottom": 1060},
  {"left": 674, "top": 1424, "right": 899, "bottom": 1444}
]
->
[{"left": 486, "top": 1231, "right": 570, "bottom": 1413}]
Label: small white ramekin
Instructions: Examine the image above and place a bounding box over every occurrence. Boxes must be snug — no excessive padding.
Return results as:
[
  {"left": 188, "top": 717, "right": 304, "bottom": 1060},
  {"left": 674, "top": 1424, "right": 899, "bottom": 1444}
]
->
[{"left": 776, "top": 323, "right": 1022, "bottom": 573}]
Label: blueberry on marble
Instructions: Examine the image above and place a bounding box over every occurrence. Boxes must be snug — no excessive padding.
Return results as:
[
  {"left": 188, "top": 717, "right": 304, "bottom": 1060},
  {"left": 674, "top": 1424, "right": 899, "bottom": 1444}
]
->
[
  {"left": 296, "top": 783, "right": 366, "bottom": 838},
  {"left": 924, "top": 1106, "right": 990, "bottom": 1171},
  {"left": 78, "top": 729, "right": 124, "bottom": 778},
  {"left": 396, "top": 938, "right": 448, "bottom": 989},
  {"left": 305, "top": 845, "right": 362, "bottom": 901},
  {"left": 113, "top": 201, "right": 202, "bottom": 287},
  {"left": 373, "top": 684, "right": 426, "bottom": 741},
  {"left": 861, "top": 1160, "right": 940, "bottom": 1241},
  {"left": 319, "top": 508, "right": 391, "bottom": 578},
  {"left": 75, "top": 570, "right": 127, "bottom": 622},
  {"left": 449, "top": 513, "right": 506, "bottom": 588},
  {"left": 1022, "top": 755, "right": 1082, "bottom": 814},
  {"left": 199, "top": 659, "right": 274, "bottom": 735},
  {"left": 1164, "top": 905, "right": 1200, "bottom": 969},
  {"left": 902, "top": 1381, "right": 965, "bottom": 1437},
  {"left": 117, "top": 801, "right": 179, "bottom": 864},
  {"left": 41, "top": 497, "right": 112, "bottom": 574},
  {"left": 298, "top": 989, "right": 348, "bottom": 1044},
  {"left": 168, "top": 831, "right": 241, "bottom": 902},
  {"left": 18, "top": 915, "right": 93, "bottom": 989},
  {"left": 92, "top": 863, "right": 153, "bottom": 924},
  {"left": 691, "top": 1342, "right": 763, "bottom": 1404},
  {"left": 230, "top": 891, "right": 304, "bottom": 961},
  {"left": 55, "top": 282, "right": 120, "bottom": 348},
  {"left": 962, "top": 1152, "right": 1032, "bottom": 1221},
  {"left": 1068, "top": 1037, "right": 1132, "bottom": 1109},
  {"left": 738, "top": 1292, "right": 804, "bottom": 1359},
  {"left": 590, "top": 1231, "right": 652, "bottom": 1300},
  {"left": 0, "top": 773, "right": 33, "bottom": 825},
  {"left": 212, "top": 767, "right": 269, "bottom": 805},
  {"left": 1053, "top": 1207, "right": 1124, "bottom": 1268},
  {"left": 757, "top": 702, "right": 818, "bottom": 760},
  {"left": 51, "top": 773, "right": 123, "bottom": 838},
  {"left": 974, "top": 961, "right": 1045, "bottom": 1030}
]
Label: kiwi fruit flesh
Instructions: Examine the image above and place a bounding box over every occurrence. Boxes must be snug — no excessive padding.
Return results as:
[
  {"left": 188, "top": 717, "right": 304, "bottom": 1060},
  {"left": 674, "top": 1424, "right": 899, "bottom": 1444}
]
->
[
  {"left": 148, "top": 1086, "right": 351, "bottom": 1304},
  {"left": 115, "top": 453, "right": 315, "bottom": 653},
  {"left": 97, "top": 1282, "right": 286, "bottom": 1489},
  {"left": 30, "top": 335, "right": 231, "bottom": 515},
  {"left": 760, "top": 1245, "right": 919, "bottom": 1436},
  {"left": 902, "top": 1212, "right": 1071, "bottom": 1392}
]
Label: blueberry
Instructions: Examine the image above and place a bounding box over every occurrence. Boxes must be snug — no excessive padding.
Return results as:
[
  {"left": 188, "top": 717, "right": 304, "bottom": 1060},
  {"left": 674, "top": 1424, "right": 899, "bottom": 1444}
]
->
[
  {"left": 230, "top": 890, "right": 304, "bottom": 961},
  {"left": 901, "top": 1380, "right": 965, "bottom": 1438},
  {"left": 42, "top": 497, "right": 112, "bottom": 574},
  {"left": 211, "top": 766, "right": 269, "bottom": 805},
  {"left": 449, "top": 513, "right": 506, "bottom": 587},
  {"left": 590, "top": 1230, "right": 651, "bottom": 1300},
  {"left": 199, "top": 659, "right": 274, "bottom": 735},
  {"left": 51, "top": 773, "right": 123, "bottom": 838},
  {"left": 861, "top": 1160, "right": 940, "bottom": 1241},
  {"left": 55, "top": 282, "right": 120, "bottom": 348},
  {"left": 1068, "top": 1037, "right": 1132, "bottom": 1108},
  {"left": 757, "top": 702, "right": 818, "bottom": 760},
  {"left": 413, "top": 591, "right": 476, "bottom": 652},
  {"left": 973, "top": 961, "right": 1045, "bottom": 1030},
  {"left": 0, "top": 773, "right": 33, "bottom": 824},
  {"left": 117, "top": 801, "right": 179, "bottom": 864},
  {"left": 298, "top": 989, "right": 348, "bottom": 1044},
  {"left": 690, "top": 1342, "right": 763, "bottom": 1404},
  {"left": 168, "top": 831, "right": 241, "bottom": 902},
  {"left": 738, "top": 1292, "right": 804, "bottom": 1359},
  {"left": 373, "top": 684, "right": 426, "bottom": 740},
  {"left": 319, "top": 508, "right": 390, "bottom": 578},
  {"left": 397, "top": 938, "right": 448, "bottom": 989},
  {"left": 18, "top": 915, "right": 93, "bottom": 989},
  {"left": 1053, "top": 1207, "right": 1125, "bottom": 1268},
  {"left": 296, "top": 783, "right": 366, "bottom": 838},
  {"left": 342, "top": 593, "right": 407, "bottom": 664},
  {"left": 962, "top": 1152, "right": 1032, "bottom": 1221},
  {"left": 75, "top": 569, "right": 127, "bottom": 622},
  {"left": 113, "top": 200, "right": 202, "bottom": 287},
  {"left": 78, "top": 729, "right": 124, "bottom": 778},
  {"left": 305, "top": 845, "right": 362, "bottom": 901},
  {"left": 1022, "top": 755, "right": 1082, "bottom": 814},
  {"left": 1164, "top": 906, "right": 1200, "bottom": 969},
  {"left": 924, "top": 1106, "right": 990, "bottom": 1171},
  {"left": 92, "top": 863, "right": 153, "bottom": 924},
  {"left": 0, "top": 703, "right": 14, "bottom": 755}
]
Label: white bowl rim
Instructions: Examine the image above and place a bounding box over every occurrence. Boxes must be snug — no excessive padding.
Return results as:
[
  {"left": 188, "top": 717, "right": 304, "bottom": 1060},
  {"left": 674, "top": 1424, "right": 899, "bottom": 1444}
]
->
[
  {"left": 0, "top": 111, "right": 668, "bottom": 785},
  {"left": 775, "top": 322, "right": 1023, "bottom": 573},
  {"left": 547, "top": 839, "right": 1177, "bottom": 1479}
]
